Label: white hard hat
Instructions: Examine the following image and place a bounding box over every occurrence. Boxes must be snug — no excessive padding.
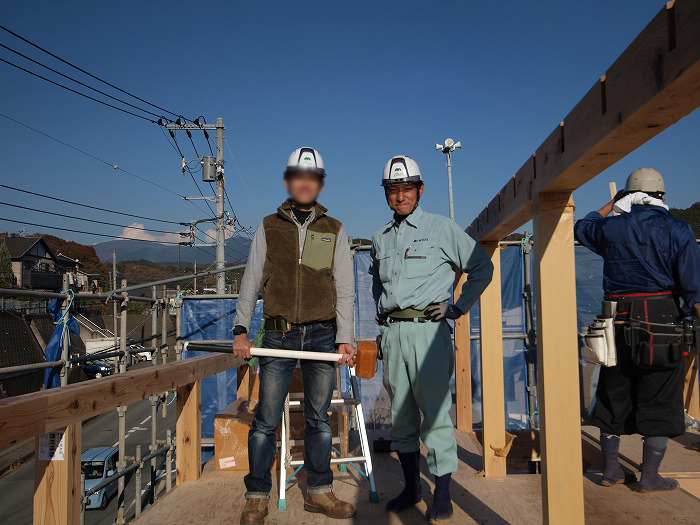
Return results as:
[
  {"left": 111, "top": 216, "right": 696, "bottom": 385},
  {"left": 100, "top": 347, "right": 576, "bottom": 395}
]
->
[
  {"left": 284, "top": 147, "right": 325, "bottom": 177},
  {"left": 624, "top": 168, "right": 665, "bottom": 194},
  {"left": 382, "top": 155, "right": 423, "bottom": 187}
]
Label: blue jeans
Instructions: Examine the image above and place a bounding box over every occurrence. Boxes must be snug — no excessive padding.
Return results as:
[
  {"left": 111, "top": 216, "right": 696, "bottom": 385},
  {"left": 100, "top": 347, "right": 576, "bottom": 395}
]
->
[{"left": 244, "top": 321, "right": 337, "bottom": 498}]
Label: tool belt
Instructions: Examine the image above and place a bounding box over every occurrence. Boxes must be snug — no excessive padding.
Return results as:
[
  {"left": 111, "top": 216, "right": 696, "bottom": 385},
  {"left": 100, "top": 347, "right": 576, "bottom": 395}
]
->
[
  {"left": 384, "top": 307, "right": 430, "bottom": 325},
  {"left": 580, "top": 300, "right": 617, "bottom": 367},
  {"left": 612, "top": 292, "right": 683, "bottom": 370},
  {"left": 263, "top": 317, "right": 336, "bottom": 333}
]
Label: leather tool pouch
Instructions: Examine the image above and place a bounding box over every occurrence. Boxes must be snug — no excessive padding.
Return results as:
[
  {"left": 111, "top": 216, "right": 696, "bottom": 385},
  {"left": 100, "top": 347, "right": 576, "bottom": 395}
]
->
[{"left": 623, "top": 297, "right": 682, "bottom": 370}]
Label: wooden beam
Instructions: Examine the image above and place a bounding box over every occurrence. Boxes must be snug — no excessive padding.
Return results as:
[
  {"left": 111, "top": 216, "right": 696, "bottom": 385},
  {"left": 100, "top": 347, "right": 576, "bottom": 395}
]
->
[
  {"left": 453, "top": 272, "right": 473, "bottom": 432},
  {"left": 176, "top": 381, "right": 202, "bottom": 484},
  {"left": 533, "top": 192, "right": 584, "bottom": 525},
  {"left": 467, "top": 0, "right": 700, "bottom": 242},
  {"left": 478, "top": 242, "right": 506, "bottom": 479},
  {"left": 33, "top": 423, "right": 81, "bottom": 525},
  {"left": 0, "top": 353, "right": 243, "bottom": 449}
]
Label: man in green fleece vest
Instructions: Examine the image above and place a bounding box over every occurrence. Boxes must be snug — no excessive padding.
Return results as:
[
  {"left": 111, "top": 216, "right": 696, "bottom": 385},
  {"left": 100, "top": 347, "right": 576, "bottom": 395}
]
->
[{"left": 232, "top": 147, "right": 356, "bottom": 525}]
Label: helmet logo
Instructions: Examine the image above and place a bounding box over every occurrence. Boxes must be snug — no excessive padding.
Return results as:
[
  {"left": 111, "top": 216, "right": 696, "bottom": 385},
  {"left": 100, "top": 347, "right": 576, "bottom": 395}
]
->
[{"left": 304, "top": 156, "right": 312, "bottom": 161}]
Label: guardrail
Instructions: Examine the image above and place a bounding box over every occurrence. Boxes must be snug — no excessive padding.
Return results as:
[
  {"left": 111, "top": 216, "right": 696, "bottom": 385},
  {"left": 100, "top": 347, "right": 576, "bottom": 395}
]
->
[{"left": 0, "top": 352, "right": 244, "bottom": 524}]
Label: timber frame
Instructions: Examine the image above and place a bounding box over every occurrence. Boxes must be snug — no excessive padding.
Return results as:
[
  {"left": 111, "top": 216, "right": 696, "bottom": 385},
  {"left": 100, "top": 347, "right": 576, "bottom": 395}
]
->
[{"left": 454, "top": 1, "right": 700, "bottom": 524}]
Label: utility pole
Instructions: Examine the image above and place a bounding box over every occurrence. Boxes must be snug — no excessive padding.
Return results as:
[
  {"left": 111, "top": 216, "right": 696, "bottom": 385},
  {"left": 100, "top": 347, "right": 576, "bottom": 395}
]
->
[
  {"left": 167, "top": 118, "right": 226, "bottom": 296},
  {"left": 436, "top": 138, "right": 462, "bottom": 221},
  {"left": 215, "top": 117, "right": 225, "bottom": 295}
]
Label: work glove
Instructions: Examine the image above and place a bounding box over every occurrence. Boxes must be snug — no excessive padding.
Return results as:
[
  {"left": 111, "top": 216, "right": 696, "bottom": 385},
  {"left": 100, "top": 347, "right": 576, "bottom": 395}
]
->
[{"left": 425, "top": 302, "right": 464, "bottom": 321}]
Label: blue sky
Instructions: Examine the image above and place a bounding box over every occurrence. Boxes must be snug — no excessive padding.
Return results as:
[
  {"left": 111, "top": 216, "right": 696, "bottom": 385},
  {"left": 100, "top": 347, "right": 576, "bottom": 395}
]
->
[{"left": 1, "top": 1, "right": 698, "bottom": 249}]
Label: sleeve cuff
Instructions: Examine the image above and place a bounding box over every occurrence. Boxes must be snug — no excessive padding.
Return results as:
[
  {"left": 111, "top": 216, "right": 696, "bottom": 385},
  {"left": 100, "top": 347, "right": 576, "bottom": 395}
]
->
[{"left": 335, "top": 331, "right": 354, "bottom": 345}]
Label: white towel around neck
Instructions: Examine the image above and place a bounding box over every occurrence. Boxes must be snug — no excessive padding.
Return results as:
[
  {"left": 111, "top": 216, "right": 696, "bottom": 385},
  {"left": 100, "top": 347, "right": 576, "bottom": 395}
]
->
[{"left": 613, "top": 191, "right": 668, "bottom": 214}]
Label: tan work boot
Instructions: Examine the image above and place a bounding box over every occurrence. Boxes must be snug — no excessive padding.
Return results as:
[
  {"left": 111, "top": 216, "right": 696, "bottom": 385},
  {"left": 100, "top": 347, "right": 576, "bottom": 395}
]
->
[
  {"left": 304, "top": 491, "right": 356, "bottom": 519},
  {"left": 240, "top": 498, "right": 268, "bottom": 525}
]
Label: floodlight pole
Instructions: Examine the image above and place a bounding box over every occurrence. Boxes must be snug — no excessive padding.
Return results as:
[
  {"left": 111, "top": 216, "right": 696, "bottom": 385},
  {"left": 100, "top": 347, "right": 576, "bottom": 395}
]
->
[
  {"left": 436, "top": 138, "right": 461, "bottom": 221},
  {"left": 445, "top": 150, "right": 455, "bottom": 221}
]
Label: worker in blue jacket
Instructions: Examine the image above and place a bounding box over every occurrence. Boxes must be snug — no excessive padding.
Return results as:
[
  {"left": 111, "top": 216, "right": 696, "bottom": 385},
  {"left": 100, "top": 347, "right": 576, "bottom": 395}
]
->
[{"left": 575, "top": 168, "right": 700, "bottom": 493}]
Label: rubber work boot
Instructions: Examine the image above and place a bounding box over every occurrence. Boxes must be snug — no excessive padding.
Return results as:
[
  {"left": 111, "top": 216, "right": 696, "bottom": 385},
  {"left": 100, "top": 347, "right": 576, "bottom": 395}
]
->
[
  {"left": 600, "top": 435, "right": 636, "bottom": 487},
  {"left": 240, "top": 498, "right": 268, "bottom": 525},
  {"left": 304, "top": 492, "right": 356, "bottom": 519},
  {"left": 426, "top": 473, "right": 453, "bottom": 521},
  {"left": 637, "top": 442, "right": 679, "bottom": 493},
  {"left": 386, "top": 451, "right": 422, "bottom": 513}
]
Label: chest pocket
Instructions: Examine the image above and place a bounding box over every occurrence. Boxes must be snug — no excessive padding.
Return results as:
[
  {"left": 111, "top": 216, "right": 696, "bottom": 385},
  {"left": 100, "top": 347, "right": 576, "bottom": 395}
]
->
[
  {"left": 403, "top": 243, "right": 436, "bottom": 279},
  {"left": 301, "top": 231, "right": 336, "bottom": 270}
]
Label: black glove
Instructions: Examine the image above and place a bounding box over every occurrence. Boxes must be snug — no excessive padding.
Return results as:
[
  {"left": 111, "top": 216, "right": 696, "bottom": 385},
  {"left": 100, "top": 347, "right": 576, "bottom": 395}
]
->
[{"left": 425, "top": 302, "right": 464, "bottom": 321}]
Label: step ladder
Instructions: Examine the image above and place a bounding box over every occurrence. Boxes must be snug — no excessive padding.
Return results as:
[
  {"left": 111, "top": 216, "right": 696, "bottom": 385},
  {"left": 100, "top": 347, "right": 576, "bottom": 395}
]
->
[{"left": 278, "top": 365, "right": 379, "bottom": 509}]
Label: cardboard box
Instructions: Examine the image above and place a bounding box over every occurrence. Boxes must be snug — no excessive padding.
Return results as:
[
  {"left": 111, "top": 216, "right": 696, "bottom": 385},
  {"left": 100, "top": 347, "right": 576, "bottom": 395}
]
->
[
  {"left": 214, "top": 398, "right": 343, "bottom": 472},
  {"left": 214, "top": 398, "right": 257, "bottom": 472}
]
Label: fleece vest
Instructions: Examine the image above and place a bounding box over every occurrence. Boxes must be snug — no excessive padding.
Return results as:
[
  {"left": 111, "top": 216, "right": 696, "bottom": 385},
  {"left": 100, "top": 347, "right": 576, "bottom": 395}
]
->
[{"left": 261, "top": 202, "right": 341, "bottom": 324}]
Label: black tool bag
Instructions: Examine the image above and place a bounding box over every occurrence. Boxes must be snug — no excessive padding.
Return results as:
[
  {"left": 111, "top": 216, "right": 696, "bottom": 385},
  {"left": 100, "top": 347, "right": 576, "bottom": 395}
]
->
[{"left": 622, "top": 296, "right": 683, "bottom": 370}]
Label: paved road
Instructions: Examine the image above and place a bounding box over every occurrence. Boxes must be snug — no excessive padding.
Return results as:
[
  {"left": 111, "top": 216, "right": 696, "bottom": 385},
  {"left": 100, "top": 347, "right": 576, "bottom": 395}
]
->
[{"left": 0, "top": 366, "right": 176, "bottom": 525}]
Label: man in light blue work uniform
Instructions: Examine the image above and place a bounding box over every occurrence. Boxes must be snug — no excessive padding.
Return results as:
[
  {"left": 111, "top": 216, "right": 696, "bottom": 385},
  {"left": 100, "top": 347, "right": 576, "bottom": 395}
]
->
[{"left": 370, "top": 155, "right": 493, "bottom": 521}]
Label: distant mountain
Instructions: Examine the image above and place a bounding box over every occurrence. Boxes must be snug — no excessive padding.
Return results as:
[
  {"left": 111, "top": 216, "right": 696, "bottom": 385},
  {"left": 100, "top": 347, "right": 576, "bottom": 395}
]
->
[{"left": 95, "top": 236, "right": 252, "bottom": 264}]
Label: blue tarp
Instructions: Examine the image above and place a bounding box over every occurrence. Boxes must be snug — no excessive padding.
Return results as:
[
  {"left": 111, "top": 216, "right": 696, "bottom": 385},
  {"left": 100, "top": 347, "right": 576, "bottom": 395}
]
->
[
  {"left": 181, "top": 298, "right": 263, "bottom": 438},
  {"left": 44, "top": 297, "right": 79, "bottom": 389}
]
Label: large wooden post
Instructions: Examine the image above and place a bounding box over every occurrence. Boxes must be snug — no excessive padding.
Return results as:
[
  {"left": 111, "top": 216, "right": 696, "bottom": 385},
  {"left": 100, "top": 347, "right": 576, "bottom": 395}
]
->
[
  {"left": 533, "top": 192, "right": 584, "bottom": 525},
  {"left": 33, "top": 422, "right": 82, "bottom": 525},
  {"left": 478, "top": 242, "right": 506, "bottom": 479},
  {"left": 176, "top": 380, "right": 202, "bottom": 484},
  {"left": 454, "top": 272, "right": 473, "bottom": 432}
]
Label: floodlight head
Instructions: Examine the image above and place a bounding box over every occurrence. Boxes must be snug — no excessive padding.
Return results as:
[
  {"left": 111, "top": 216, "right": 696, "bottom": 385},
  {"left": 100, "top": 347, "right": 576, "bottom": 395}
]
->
[
  {"left": 453, "top": 141, "right": 461, "bottom": 149},
  {"left": 445, "top": 138, "right": 454, "bottom": 148},
  {"left": 435, "top": 143, "right": 443, "bottom": 151}
]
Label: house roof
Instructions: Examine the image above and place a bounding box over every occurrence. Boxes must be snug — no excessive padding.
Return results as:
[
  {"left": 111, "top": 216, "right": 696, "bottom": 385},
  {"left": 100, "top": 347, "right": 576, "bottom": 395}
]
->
[
  {"left": 1, "top": 236, "right": 57, "bottom": 261},
  {"left": 56, "top": 253, "right": 82, "bottom": 267}
]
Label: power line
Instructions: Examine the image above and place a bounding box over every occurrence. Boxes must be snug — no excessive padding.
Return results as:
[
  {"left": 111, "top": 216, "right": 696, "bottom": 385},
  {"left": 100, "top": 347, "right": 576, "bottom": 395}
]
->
[
  {"left": 0, "top": 112, "right": 212, "bottom": 219},
  {"left": 166, "top": 131, "right": 216, "bottom": 217},
  {"left": 0, "top": 42, "right": 166, "bottom": 121},
  {"left": 0, "top": 56, "right": 157, "bottom": 123},
  {"left": 0, "top": 24, "right": 193, "bottom": 122},
  {"left": 0, "top": 200, "right": 186, "bottom": 235},
  {"left": 0, "top": 183, "right": 183, "bottom": 226},
  {"left": 0, "top": 216, "right": 190, "bottom": 245},
  {"left": 0, "top": 112, "right": 181, "bottom": 197},
  {"left": 224, "top": 137, "right": 261, "bottom": 226}
]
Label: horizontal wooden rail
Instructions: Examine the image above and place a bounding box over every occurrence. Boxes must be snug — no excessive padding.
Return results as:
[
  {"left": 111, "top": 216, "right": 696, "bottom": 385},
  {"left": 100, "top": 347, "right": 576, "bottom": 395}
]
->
[
  {"left": 467, "top": 0, "right": 700, "bottom": 242},
  {"left": 0, "top": 353, "right": 243, "bottom": 449}
]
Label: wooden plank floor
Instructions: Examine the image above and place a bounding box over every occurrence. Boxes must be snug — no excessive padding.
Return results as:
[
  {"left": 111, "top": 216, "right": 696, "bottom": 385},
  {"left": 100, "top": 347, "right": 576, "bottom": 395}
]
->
[
  {"left": 132, "top": 429, "right": 700, "bottom": 525},
  {"left": 582, "top": 426, "right": 700, "bottom": 498}
]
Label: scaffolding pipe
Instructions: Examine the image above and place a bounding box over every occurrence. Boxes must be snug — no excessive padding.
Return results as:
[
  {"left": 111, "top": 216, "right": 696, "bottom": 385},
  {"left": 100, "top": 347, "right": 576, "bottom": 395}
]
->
[
  {"left": 0, "top": 360, "right": 63, "bottom": 376},
  {"left": 60, "top": 274, "right": 69, "bottom": 386},
  {"left": 119, "top": 280, "right": 128, "bottom": 374},
  {"left": 175, "top": 285, "right": 182, "bottom": 361},
  {"left": 106, "top": 263, "right": 246, "bottom": 295},
  {"left": 116, "top": 405, "right": 127, "bottom": 525},
  {"left": 151, "top": 286, "right": 158, "bottom": 366}
]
